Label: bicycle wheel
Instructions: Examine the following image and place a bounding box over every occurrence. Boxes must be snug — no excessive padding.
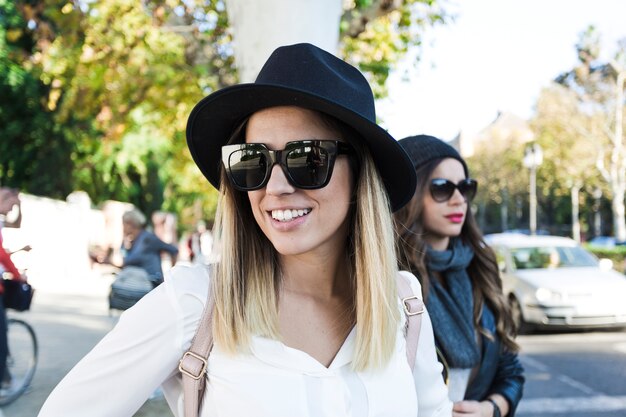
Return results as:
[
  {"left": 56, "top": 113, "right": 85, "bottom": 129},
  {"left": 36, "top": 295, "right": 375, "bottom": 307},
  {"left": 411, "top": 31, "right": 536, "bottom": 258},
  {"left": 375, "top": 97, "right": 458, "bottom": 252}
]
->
[{"left": 0, "top": 318, "right": 38, "bottom": 406}]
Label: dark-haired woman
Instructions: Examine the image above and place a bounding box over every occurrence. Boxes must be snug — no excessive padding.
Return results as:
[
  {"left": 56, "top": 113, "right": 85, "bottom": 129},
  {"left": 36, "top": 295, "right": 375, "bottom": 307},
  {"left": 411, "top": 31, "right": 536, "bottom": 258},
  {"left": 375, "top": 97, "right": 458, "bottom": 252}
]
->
[{"left": 394, "top": 135, "right": 524, "bottom": 417}]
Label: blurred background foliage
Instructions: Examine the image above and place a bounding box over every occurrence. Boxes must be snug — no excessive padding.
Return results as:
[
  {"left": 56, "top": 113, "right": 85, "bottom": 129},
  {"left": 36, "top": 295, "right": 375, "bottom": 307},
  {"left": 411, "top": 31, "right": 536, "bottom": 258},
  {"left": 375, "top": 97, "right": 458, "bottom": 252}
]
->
[
  {"left": 1, "top": 1, "right": 625, "bottom": 240},
  {"left": 0, "top": 0, "right": 449, "bottom": 231},
  {"left": 582, "top": 244, "right": 626, "bottom": 273},
  {"left": 467, "top": 25, "right": 626, "bottom": 240}
]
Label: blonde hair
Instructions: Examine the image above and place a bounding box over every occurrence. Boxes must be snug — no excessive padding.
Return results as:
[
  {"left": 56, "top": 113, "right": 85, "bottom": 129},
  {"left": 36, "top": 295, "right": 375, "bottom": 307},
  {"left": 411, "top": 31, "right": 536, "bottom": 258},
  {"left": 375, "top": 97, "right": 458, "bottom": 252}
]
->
[
  {"left": 350, "top": 149, "right": 401, "bottom": 370},
  {"left": 211, "top": 114, "right": 401, "bottom": 370}
]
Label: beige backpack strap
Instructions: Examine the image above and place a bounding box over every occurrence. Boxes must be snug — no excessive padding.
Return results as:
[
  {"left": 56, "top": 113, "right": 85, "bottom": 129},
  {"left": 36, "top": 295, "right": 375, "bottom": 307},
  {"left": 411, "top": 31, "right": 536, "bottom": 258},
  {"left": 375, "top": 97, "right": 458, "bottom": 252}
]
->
[
  {"left": 396, "top": 273, "right": 425, "bottom": 370},
  {"left": 179, "top": 277, "right": 215, "bottom": 417}
]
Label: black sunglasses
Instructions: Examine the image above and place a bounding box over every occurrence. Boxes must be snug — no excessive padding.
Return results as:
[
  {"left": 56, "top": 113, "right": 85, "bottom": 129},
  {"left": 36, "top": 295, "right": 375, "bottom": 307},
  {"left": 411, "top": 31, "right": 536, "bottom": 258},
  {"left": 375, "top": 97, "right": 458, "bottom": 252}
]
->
[
  {"left": 222, "top": 140, "right": 354, "bottom": 191},
  {"left": 429, "top": 178, "right": 478, "bottom": 202}
]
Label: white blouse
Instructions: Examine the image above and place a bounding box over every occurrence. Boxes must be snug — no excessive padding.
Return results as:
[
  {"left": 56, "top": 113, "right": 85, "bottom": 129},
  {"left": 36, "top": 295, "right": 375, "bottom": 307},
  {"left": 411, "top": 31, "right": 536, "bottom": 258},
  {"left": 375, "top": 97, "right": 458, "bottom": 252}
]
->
[{"left": 38, "top": 264, "right": 452, "bottom": 417}]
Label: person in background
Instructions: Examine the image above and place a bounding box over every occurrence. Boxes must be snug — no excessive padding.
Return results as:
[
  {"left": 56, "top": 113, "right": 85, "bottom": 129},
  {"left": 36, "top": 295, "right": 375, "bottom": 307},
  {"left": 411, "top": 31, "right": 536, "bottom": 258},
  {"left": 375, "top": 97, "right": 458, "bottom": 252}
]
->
[
  {"left": 187, "top": 220, "right": 214, "bottom": 264},
  {"left": 0, "top": 187, "right": 28, "bottom": 390},
  {"left": 38, "top": 43, "right": 452, "bottom": 416},
  {"left": 119, "top": 209, "right": 178, "bottom": 287},
  {"left": 394, "top": 135, "right": 524, "bottom": 417},
  {"left": 0, "top": 188, "right": 24, "bottom": 281},
  {"left": 94, "top": 208, "right": 179, "bottom": 287}
]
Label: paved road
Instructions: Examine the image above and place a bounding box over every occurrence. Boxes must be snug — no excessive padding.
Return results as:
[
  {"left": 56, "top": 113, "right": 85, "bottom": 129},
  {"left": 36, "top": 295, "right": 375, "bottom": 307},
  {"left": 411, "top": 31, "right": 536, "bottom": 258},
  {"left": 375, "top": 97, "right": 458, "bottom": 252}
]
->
[
  {"left": 4, "top": 274, "right": 626, "bottom": 417},
  {"left": 0, "top": 274, "right": 172, "bottom": 417},
  {"left": 517, "top": 330, "right": 626, "bottom": 417}
]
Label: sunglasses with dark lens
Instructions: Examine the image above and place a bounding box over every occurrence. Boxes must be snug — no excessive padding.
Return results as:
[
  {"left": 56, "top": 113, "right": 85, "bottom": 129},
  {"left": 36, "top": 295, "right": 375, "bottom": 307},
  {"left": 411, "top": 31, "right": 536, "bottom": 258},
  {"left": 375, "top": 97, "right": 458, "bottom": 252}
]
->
[
  {"left": 221, "top": 140, "right": 354, "bottom": 191},
  {"left": 429, "top": 178, "right": 478, "bottom": 203}
]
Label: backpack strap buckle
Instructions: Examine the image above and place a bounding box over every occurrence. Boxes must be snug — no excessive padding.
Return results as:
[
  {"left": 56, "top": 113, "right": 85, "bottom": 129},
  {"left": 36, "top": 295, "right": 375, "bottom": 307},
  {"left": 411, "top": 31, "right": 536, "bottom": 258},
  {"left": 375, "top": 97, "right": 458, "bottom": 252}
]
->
[
  {"left": 402, "top": 295, "right": 425, "bottom": 316},
  {"left": 179, "top": 351, "right": 208, "bottom": 380}
]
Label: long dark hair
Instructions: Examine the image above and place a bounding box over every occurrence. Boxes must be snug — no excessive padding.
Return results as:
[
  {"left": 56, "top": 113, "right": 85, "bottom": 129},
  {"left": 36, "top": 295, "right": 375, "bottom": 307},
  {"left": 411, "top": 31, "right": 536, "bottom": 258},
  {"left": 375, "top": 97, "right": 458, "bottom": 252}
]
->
[{"left": 394, "top": 158, "right": 519, "bottom": 352}]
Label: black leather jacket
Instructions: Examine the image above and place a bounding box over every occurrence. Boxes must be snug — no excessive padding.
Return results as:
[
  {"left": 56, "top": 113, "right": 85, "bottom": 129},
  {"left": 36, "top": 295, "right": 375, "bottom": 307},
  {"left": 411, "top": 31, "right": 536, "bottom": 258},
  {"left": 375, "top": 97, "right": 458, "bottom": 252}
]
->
[{"left": 459, "top": 305, "right": 525, "bottom": 416}]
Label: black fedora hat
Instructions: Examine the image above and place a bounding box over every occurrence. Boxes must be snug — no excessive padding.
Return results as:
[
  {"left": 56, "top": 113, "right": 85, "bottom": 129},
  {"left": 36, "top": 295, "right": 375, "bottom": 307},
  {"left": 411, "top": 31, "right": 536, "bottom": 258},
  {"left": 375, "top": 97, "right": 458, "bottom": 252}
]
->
[{"left": 186, "top": 43, "right": 416, "bottom": 211}]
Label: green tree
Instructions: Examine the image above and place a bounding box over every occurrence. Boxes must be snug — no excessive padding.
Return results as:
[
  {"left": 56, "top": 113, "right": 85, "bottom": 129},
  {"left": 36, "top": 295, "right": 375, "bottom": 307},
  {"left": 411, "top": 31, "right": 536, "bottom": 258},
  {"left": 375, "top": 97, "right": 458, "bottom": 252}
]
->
[
  {"left": 1, "top": 0, "right": 223, "bottom": 227},
  {"left": 465, "top": 114, "right": 530, "bottom": 233},
  {"left": 0, "top": 0, "right": 74, "bottom": 197},
  {"left": 340, "top": 0, "right": 449, "bottom": 97},
  {"left": 555, "top": 26, "right": 626, "bottom": 240},
  {"left": 530, "top": 84, "right": 603, "bottom": 240},
  {"left": 2, "top": 0, "right": 451, "bottom": 230}
]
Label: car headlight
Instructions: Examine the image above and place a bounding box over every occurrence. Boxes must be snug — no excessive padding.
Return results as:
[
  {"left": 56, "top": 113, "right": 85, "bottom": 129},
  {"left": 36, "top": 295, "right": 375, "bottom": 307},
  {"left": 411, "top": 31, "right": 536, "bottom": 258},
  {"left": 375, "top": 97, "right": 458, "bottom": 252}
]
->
[{"left": 535, "top": 287, "right": 563, "bottom": 302}]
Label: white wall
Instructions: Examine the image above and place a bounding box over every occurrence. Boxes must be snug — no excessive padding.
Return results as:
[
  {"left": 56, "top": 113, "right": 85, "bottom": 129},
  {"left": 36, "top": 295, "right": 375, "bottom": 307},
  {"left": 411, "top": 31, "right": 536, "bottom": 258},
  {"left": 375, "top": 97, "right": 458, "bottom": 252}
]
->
[{"left": 3, "top": 193, "right": 133, "bottom": 295}]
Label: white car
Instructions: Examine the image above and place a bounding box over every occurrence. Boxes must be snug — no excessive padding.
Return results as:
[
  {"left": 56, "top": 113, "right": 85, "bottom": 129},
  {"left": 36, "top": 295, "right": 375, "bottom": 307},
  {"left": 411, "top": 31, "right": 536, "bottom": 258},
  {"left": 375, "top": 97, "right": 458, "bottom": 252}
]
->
[{"left": 485, "top": 233, "right": 626, "bottom": 332}]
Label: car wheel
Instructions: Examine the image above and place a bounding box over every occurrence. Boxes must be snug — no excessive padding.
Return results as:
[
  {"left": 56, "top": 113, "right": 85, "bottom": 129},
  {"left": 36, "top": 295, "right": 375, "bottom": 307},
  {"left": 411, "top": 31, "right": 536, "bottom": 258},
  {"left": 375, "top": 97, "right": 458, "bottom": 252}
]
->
[{"left": 510, "top": 296, "right": 531, "bottom": 334}]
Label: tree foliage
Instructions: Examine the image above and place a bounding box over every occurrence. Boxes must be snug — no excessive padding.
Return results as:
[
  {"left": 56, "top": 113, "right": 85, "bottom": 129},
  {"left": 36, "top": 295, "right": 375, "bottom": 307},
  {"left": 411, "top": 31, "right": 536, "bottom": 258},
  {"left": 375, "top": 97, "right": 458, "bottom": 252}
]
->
[
  {"left": 469, "top": 26, "right": 626, "bottom": 238},
  {"left": 1, "top": 0, "right": 229, "bottom": 227},
  {"left": 464, "top": 114, "right": 529, "bottom": 233},
  {"left": 532, "top": 85, "right": 599, "bottom": 191},
  {"left": 341, "top": 0, "right": 449, "bottom": 97},
  {"left": 553, "top": 25, "right": 626, "bottom": 239},
  {"left": 530, "top": 84, "right": 606, "bottom": 237},
  {"left": 1, "top": 0, "right": 450, "bottom": 230},
  {"left": 0, "top": 0, "right": 74, "bottom": 197}
]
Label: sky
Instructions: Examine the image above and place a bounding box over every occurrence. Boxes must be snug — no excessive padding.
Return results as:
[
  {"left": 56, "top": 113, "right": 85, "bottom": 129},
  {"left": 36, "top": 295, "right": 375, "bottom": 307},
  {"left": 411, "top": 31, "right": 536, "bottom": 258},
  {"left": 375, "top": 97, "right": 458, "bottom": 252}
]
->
[{"left": 376, "top": 0, "right": 626, "bottom": 141}]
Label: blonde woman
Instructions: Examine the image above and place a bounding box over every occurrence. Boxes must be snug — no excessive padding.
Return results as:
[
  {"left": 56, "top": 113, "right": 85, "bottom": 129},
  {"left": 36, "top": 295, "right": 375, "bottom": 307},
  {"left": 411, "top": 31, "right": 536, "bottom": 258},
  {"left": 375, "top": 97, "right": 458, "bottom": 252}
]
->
[{"left": 39, "top": 44, "right": 452, "bottom": 417}]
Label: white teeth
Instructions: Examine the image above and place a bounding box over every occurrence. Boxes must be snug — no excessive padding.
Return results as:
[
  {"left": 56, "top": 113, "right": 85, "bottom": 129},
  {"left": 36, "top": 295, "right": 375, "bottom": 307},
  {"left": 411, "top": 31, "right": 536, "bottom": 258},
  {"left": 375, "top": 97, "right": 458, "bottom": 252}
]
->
[{"left": 271, "top": 208, "right": 311, "bottom": 222}]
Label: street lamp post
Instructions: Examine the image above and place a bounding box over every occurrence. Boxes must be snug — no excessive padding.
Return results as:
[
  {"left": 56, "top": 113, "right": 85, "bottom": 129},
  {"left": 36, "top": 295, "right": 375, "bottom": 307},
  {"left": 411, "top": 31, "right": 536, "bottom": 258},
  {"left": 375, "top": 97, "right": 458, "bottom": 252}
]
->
[{"left": 523, "top": 143, "right": 543, "bottom": 235}]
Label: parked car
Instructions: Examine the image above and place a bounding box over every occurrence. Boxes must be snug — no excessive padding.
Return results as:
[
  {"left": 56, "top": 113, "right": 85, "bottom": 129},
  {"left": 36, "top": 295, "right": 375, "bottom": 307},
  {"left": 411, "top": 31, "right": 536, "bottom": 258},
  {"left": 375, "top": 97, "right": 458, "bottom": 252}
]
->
[
  {"left": 503, "top": 228, "right": 550, "bottom": 236},
  {"left": 485, "top": 233, "right": 626, "bottom": 332},
  {"left": 587, "top": 235, "right": 626, "bottom": 248}
]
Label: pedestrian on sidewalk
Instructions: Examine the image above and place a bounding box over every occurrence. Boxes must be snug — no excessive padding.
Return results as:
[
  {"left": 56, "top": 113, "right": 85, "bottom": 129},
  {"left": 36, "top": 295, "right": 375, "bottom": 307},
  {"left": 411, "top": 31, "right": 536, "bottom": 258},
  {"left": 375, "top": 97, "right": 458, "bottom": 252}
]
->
[
  {"left": 187, "top": 220, "right": 214, "bottom": 265},
  {"left": 92, "top": 208, "right": 179, "bottom": 288},
  {"left": 393, "top": 135, "right": 525, "bottom": 417},
  {"left": 0, "top": 187, "right": 29, "bottom": 393},
  {"left": 38, "top": 43, "right": 452, "bottom": 417}
]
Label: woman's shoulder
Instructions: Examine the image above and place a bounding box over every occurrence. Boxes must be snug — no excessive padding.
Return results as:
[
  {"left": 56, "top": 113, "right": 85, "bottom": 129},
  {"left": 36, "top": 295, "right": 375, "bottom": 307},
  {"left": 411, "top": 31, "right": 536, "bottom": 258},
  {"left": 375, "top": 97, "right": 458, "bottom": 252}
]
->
[
  {"left": 164, "top": 262, "right": 212, "bottom": 306},
  {"left": 397, "top": 270, "right": 423, "bottom": 298},
  {"left": 398, "top": 271, "right": 424, "bottom": 300}
]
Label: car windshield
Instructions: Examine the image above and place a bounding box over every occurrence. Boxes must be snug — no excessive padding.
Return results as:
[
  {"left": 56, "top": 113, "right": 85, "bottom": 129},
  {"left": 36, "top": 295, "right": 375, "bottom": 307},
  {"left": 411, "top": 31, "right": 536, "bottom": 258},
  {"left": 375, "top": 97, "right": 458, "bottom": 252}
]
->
[{"left": 511, "top": 246, "right": 598, "bottom": 269}]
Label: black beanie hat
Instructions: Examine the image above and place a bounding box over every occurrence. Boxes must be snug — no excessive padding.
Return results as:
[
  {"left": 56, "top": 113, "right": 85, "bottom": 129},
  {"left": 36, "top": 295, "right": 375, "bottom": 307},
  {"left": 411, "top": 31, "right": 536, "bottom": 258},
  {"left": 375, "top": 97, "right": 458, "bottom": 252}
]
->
[{"left": 398, "top": 134, "right": 468, "bottom": 176}]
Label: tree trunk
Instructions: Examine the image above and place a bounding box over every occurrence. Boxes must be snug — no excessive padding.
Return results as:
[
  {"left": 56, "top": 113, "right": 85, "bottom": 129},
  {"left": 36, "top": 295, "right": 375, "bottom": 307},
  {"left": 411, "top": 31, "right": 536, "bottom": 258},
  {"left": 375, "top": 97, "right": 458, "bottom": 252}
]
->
[
  {"left": 500, "top": 187, "right": 508, "bottom": 232},
  {"left": 571, "top": 184, "right": 581, "bottom": 242},
  {"left": 611, "top": 70, "right": 626, "bottom": 241},
  {"left": 224, "top": 0, "right": 342, "bottom": 82},
  {"left": 611, "top": 185, "right": 626, "bottom": 241},
  {"left": 478, "top": 201, "right": 487, "bottom": 232}
]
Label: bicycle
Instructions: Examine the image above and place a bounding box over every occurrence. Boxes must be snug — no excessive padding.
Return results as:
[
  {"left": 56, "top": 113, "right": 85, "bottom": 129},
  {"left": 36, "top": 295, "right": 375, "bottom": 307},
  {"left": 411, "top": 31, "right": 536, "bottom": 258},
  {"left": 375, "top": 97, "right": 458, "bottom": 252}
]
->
[
  {"left": 0, "top": 263, "right": 38, "bottom": 406},
  {"left": 0, "top": 315, "right": 38, "bottom": 406}
]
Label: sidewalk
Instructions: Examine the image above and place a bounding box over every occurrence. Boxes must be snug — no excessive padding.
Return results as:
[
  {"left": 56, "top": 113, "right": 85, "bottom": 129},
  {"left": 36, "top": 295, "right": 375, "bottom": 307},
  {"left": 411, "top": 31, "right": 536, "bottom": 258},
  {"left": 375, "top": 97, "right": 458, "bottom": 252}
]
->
[{"left": 0, "top": 271, "right": 173, "bottom": 416}]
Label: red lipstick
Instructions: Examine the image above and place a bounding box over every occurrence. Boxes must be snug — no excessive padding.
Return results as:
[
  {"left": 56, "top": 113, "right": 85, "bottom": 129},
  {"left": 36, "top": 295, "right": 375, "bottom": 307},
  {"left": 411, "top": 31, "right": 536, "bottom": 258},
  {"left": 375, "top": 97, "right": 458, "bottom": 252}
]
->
[{"left": 446, "top": 214, "right": 464, "bottom": 224}]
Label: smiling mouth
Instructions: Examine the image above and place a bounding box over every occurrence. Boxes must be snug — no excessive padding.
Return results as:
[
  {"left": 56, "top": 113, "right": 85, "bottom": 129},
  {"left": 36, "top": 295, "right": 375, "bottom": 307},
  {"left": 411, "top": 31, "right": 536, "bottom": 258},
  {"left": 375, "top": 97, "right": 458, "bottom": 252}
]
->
[{"left": 271, "top": 208, "right": 311, "bottom": 222}]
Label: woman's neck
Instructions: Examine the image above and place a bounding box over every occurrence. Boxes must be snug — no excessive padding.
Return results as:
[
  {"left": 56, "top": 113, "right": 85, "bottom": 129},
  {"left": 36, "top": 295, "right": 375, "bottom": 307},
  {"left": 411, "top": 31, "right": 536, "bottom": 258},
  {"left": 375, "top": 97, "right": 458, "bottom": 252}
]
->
[
  {"left": 279, "top": 253, "right": 351, "bottom": 299},
  {"left": 425, "top": 234, "right": 450, "bottom": 251}
]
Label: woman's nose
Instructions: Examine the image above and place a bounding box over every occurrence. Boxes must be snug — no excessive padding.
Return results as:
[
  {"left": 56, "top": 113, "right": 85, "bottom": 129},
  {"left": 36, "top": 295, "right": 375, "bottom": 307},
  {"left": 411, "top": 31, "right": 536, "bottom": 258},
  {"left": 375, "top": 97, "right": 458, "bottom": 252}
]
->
[
  {"left": 449, "top": 188, "right": 467, "bottom": 204},
  {"left": 265, "top": 164, "right": 296, "bottom": 195}
]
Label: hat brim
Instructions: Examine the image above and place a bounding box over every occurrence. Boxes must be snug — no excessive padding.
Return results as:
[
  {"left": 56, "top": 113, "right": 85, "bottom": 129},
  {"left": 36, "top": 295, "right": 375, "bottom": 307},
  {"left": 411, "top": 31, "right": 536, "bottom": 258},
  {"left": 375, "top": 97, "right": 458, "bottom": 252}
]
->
[{"left": 186, "top": 84, "right": 416, "bottom": 211}]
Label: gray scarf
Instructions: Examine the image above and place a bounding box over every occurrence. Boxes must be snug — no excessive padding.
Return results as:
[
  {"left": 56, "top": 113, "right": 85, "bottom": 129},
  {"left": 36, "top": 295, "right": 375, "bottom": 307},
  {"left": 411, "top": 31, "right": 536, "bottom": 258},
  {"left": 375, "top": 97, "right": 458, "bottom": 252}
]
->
[{"left": 426, "top": 238, "right": 480, "bottom": 368}]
